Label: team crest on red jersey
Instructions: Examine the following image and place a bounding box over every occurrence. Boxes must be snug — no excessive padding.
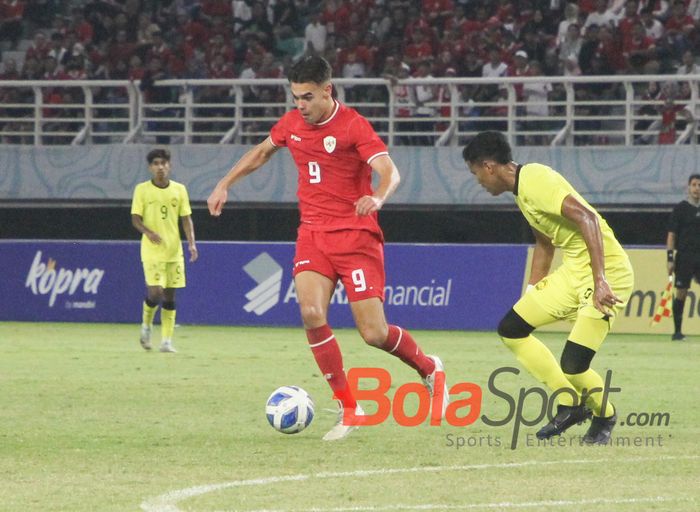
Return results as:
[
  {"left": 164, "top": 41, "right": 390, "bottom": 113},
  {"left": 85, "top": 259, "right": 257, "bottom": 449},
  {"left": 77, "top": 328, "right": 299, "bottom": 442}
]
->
[{"left": 323, "top": 136, "right": 336, "bottom": 153}]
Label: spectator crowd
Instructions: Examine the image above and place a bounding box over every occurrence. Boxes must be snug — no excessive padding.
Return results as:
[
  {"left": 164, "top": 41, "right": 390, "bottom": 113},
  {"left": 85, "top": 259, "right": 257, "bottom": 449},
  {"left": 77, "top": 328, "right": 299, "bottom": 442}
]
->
[{"left": 1, "top": 0, "right": 700, "bottom": 144}]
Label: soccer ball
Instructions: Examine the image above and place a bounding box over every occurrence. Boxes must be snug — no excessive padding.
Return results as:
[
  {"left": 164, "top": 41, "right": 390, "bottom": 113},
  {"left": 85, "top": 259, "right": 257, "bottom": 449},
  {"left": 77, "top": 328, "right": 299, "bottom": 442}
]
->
[{"left": 265, "top": 386, "right": 315, "bottom": 434}]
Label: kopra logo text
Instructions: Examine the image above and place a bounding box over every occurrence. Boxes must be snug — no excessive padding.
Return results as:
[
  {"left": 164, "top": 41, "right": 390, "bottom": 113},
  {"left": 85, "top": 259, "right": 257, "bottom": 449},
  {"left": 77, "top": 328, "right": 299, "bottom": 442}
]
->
[{"left": 25, "top": 250, "right": 105, "bottom": 307}]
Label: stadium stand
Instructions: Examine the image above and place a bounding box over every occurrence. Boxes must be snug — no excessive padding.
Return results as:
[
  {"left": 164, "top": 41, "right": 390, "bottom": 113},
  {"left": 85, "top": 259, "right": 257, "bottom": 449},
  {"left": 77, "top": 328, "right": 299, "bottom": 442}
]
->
[{"left": 1, "top": 0, "right": 700, "bottom": 145}]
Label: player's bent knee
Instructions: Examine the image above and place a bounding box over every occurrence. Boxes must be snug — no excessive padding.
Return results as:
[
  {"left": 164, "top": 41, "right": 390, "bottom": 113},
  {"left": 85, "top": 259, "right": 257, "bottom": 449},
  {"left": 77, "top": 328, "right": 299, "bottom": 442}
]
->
[
  {"left": 560, "top": 340, "right": 595, "bottom": 374},
  {"left": 358, "top": 325, "right": 388, "bottom": 347},
  {"left": 497, "top": 309, "right": 535, "bottom": 339},
  {"left": 299, "top": 304, "right": 327, "bottom": 326}
]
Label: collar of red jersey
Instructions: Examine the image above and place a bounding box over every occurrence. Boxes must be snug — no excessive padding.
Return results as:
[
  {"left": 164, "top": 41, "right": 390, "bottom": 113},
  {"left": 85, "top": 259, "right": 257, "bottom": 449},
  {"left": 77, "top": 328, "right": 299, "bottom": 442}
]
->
[{"left": 314, "top": 100, "right": 340, "bottom": 126}]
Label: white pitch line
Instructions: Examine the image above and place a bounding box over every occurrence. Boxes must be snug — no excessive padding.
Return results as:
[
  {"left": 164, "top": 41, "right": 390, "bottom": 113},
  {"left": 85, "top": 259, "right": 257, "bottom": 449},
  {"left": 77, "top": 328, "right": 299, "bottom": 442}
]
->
[
  {"left": 140, "top": 455, "right": 699, "bottom": 512},
  {"left": 231, "top": 496, "right": 695, "bottom": 512}
]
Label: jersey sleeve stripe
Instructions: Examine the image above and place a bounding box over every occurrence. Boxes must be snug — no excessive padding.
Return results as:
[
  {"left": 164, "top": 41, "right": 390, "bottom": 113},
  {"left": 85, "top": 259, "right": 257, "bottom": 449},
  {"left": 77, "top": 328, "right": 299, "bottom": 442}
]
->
[
  {"left": 267, "top": 136, "right": 278, "bottom": 148},
  {"left": 367, "top": 151, "right": 389, "bottom": 164}
]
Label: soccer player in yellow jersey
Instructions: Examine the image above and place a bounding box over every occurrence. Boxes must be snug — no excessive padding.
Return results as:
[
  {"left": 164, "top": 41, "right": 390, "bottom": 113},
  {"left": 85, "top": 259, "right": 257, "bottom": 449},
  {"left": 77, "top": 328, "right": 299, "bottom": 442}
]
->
[
  {"left": 463, "top": 132, "right": 634, "bottom": 445},
  {"left": 131, "top": 148, "right": 198, "bottom": 353}
]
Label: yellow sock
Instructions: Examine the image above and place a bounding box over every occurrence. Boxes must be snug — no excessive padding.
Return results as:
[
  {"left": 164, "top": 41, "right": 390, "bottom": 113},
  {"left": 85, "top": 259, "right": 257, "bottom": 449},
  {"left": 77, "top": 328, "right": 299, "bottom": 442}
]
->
[
  {"left": 565, "top": 368, "right": 615, "bottom": 418},
  {"left": 160, "top": 308, "right": 176, "bottom": 342},
  {"left": 501, "top": 335, "right": 579, "bottom": 406},
  {"left": 142, "top": 301, "right": 158, "bottom": 327}
]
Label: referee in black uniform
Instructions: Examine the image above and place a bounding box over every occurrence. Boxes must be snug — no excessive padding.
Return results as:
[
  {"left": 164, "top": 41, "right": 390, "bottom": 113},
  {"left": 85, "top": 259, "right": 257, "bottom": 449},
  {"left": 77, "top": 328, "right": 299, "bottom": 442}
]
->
[{"left": 666, "top": 174, "right": 700, "bottom": 341}]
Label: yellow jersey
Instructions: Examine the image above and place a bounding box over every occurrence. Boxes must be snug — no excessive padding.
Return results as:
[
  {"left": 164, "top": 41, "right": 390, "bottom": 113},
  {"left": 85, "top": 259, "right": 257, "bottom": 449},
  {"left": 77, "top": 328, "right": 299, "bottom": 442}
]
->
[
  {"left": 514, "top": 163, "right": 628, "bottom": 273},
  {"left": 131, "top": 179, "right": 192, "bottom": 262}
]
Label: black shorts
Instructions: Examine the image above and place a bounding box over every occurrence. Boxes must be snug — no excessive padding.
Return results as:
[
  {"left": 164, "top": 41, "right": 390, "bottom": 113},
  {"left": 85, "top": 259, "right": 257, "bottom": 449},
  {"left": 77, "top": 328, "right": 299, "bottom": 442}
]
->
[{"left": 674, "top": 251, "right": 700, "bottom": 289}]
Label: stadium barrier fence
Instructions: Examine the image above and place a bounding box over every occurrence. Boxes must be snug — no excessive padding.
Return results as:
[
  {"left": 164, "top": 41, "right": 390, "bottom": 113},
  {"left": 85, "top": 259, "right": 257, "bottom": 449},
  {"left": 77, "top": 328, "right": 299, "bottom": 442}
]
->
[{"left": 1, "top": 73, "right": 698, "bottom": 147}]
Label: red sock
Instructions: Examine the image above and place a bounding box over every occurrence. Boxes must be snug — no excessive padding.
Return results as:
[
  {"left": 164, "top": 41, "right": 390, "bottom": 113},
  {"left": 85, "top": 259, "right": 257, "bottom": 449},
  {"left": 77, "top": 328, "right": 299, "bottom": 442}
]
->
[
  {"left": 382, "top": 325, "right": 435, "bottom": 378},
  {"left": 306, "top": 325, "right": 356, "bottom": 409}
]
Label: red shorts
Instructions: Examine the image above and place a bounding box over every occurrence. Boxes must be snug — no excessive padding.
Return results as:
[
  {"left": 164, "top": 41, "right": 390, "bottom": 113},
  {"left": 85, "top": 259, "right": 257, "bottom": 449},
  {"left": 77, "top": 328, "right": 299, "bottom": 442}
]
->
[{"left": 293, "top": 227, "right": 385, "bottom": 302}]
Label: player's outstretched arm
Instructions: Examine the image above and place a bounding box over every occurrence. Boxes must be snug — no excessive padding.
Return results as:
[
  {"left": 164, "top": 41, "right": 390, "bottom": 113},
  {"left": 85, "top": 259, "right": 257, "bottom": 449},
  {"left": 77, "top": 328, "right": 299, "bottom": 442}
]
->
[
  {"left": 181, "top": 215, "right": 198, "bottom": 262},
  {"left": 207, "top": 138, "right": 279, "bottom": 216},
  {"left": 355, "top": 154, "right": 400, "bottom": 216},
  {"left": 561, "top": 194, "right": 621, "bottom": 315}
]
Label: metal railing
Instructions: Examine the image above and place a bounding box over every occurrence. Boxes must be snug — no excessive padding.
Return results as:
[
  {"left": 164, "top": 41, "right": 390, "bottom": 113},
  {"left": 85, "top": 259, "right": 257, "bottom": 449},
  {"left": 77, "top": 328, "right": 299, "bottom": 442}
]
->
[{"left": 0, "top": 74, "right": 697, "bottom": 146}]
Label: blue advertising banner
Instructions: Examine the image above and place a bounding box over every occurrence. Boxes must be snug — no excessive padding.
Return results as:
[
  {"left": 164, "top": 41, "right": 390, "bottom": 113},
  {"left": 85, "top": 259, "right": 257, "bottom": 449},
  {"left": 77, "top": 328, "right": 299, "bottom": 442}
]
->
[{"left": 0, "top": 241, "right": 526, "bottom": 330}]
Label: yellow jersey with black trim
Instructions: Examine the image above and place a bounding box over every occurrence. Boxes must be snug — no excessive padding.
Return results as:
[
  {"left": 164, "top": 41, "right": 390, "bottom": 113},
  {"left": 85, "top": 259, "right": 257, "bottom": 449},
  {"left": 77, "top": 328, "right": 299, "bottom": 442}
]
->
[
  {"left": 131, "top": 179, "right": 192, "bottom": 262},
  {"left": 514, "top": 163, "right": 628, "bottom": 271}
]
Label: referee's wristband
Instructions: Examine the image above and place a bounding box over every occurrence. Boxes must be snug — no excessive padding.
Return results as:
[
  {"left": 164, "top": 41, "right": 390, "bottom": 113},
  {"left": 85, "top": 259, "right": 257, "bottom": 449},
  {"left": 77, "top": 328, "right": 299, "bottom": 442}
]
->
[{"left": 667, "top": 249, "right": 675, "bottom": 262}]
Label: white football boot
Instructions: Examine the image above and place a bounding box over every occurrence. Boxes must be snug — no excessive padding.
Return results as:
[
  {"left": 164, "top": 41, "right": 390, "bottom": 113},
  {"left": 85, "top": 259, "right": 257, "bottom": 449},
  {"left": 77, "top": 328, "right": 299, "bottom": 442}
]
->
[
  {"left": 423, "top": 355, "right": 450, "bottom": 418},
  {"left": 159, "top": 339, "right": 177, "bottom": 353},
  {"left": 322, "top": 402, "right": 365, "bottom": 441},
  {"left": 139, "top": 324, "right": 152, "bottom": 351}
]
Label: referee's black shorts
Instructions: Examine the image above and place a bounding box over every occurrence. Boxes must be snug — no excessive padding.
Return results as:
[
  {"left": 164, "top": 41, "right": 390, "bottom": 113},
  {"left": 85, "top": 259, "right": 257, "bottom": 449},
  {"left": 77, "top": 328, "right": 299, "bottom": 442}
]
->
[{"left": 674, "top": 251, "right": 700, "bottom": 289}]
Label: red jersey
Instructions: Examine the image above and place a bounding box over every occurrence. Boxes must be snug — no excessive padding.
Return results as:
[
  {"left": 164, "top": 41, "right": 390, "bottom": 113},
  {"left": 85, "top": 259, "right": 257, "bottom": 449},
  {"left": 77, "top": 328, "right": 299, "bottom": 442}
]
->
[{"left": 269, "top": 101, "right": 388, "bottom": 234}]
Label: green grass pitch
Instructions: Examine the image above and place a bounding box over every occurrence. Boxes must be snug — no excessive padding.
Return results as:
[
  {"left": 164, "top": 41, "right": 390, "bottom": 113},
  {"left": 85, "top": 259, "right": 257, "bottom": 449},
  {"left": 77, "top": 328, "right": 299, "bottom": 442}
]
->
[{"left": 0, "top": 322, "right": 698, "bottom": 511}]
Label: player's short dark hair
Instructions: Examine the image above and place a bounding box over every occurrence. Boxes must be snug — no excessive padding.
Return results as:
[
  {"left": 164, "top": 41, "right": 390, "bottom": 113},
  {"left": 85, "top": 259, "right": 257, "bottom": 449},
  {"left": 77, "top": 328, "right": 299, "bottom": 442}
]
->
[
  {"left": 288, "top": 56, "right": 332, "bottom": 85},
  {"left": 147, "top": 148, "right": 171, "bottom": 163},
  {"left": 689, "top": 174, "right": 700, "bottom": 183},
  {"left": 462, "top": 131, "right": 513, "bottom": 164}
]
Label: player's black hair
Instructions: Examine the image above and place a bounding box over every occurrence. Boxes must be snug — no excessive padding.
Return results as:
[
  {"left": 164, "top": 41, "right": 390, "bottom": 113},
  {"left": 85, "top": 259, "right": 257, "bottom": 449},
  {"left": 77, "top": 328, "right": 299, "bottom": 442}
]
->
[
  {"left": 688, "top": 174, "right": 700, "bottom": 184},
  {"left": 288, "top": 56, "right": 332, "bottom": 85},
  {"left": 462, "top": 131, "right": 513, "bottom": 164},
  {"left": 146, "top": 148, "right": 171, "bottom": 163}
]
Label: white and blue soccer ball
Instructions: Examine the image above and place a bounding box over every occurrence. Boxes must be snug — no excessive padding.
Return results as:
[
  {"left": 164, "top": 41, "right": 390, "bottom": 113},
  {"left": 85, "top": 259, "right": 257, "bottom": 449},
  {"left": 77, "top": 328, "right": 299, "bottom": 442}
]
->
[{"left": 265, "top": 386, "right": 315, "bottom": 434}]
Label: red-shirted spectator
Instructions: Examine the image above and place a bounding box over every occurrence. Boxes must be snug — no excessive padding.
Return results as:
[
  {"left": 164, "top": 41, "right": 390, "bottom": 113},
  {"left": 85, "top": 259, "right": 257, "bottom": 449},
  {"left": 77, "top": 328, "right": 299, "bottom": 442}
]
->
[
  {"left": 508, "top": 50, "right": 531, "bottom": 101},
  {"left": 444, "top": 6, "right": 483, "bottom": 37},
  {"left": 146, "top": 30, "right": 173, "bottom": 66},
  {"left": 422, "top": 0, "right": 453, "bottom": 30},
  {"left": 495, "top": 0, "right": 515, "bottom": 22},
  {"left": 128, "top": 54, "right": 145, "bottom": 80},
  {"left": 432, "top": 48, "right": 457, "bottom": 76},
  {"left": 623, "top": 21, "right": 656, "bottom": 67},
  {"left": 0, "top": 0, "right": 24, "bottom": 49},
  {"left": 435, "top": 66, "right": 456, "bottom": 131},
  {"left": 404, "top": 5, "right": 433, "bottom": 41},
  {"left": 208, "top": 52, "right": 235, "bottom": 79},
  {"left": 617, "top": 0, "right": 641, "bottom": 45},
  {"left": 665, "top": 1, "right": 695, "bottom": 37},
  {"left": 658, "top": 93, "right": 693, "bottom": 144},
  {"left": 205, "top": 33, "right": 235, "bottom": 66},
  {"left": 597, "top": 25, "right": 626, "bottom": 72},
  {"left": 166, "top": 41, "right": 187, "bottom": 78},
  {"left": 25, "top": 30, "right": 50, "bottom": 61},
  {"left": 403, "top": 31, "right": 433, "bottom": 67},
  {"left": 70, "top": 7, "right": 94, "bottom": 44},
  {"left": 578, "top": 0, "right": 598, "bottom": 14},
  {"left": 337, "top": 30, "right": 373, "bottom": 70},
  {"left": 108, "top": 29, "right": 137, "bottom": 64},
  {"left": 208, "top": 15, "right": 233, "bottom": 43},
  {"left": 242, "top": 33, "right": 268, "bottom": 67},
  {"left": 257, "top": 52, "right": 284, "bottom": 79},
  {"left": 174, "top": 34, "right": 195, "bottom": 67},
  {"left": 436, "top": 27, "right": 468, "bottom": 60},
  {"left": 64, "top": 59, "right": 87, "bottom": 80},
  {"left": 320, "top": 0, "right": 351, "bottom": 35},
  {"left": 177, "top": 11, "right": 208, "bottom": 48},
  {"left": 200, "top": 0, "right": 232, "bottom": 18}
]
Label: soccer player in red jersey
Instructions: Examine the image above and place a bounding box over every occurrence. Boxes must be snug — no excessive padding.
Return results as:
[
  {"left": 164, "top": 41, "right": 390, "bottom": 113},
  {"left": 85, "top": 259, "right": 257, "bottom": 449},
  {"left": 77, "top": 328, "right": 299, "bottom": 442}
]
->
[{"left": 207, "top": 56, "right": 448, "bottom": 441}]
